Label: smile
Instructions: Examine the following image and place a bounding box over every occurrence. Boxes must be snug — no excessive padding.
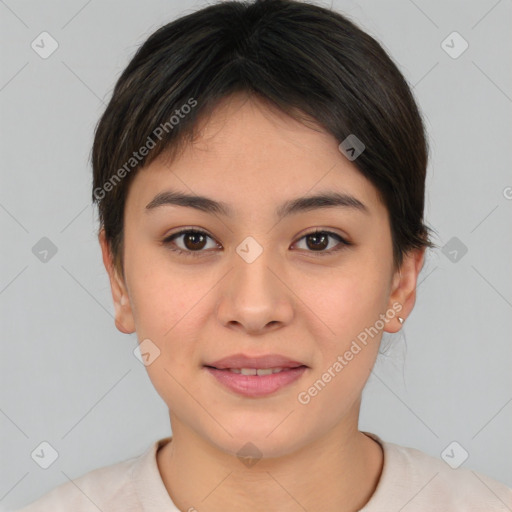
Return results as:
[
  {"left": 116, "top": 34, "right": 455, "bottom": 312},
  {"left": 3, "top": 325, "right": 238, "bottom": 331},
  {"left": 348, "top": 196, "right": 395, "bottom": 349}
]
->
[
  {"left": 205, "top": 366, "right": 308, "bottom": 397},
  {"left": 225, "top": 367, "right": 290, "bottom": 375}
]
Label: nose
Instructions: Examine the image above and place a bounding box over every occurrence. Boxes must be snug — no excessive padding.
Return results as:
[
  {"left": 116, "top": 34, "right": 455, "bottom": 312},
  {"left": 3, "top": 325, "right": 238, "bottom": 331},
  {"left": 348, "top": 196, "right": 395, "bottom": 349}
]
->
[{"left": 216, "top": 246, "right": 294, "bottom": 335}]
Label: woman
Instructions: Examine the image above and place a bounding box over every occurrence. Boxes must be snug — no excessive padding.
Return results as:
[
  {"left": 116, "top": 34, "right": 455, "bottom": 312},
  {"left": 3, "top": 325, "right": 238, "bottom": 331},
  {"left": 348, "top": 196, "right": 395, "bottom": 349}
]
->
[{"left": 18, "top": 0, "right": 512, "bottom": 510}]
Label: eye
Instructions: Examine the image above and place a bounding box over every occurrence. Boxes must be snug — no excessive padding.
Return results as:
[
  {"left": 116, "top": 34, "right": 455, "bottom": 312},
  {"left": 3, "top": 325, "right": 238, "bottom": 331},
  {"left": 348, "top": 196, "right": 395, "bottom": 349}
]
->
[
  {"left": 293, "top": 230, "right": 351, "bottom": 256},
  {"left": 163, "top": 229, "right": 219, "bottom": 258},
  {"left": 162, "top": 228, "right": 351, "bottom": 258}
]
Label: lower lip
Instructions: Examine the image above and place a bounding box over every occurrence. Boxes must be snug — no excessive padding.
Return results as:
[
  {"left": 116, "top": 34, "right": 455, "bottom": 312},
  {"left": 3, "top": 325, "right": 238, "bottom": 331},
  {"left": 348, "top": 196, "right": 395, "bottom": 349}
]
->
[{"left": 205, "top": 366, "right": 307, "bottom": 397}]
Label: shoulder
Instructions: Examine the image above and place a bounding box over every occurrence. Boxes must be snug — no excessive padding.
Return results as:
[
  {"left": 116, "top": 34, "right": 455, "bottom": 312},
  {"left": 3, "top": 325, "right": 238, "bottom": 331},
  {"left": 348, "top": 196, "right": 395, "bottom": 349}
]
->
[
  {"left": 14, "top": 441, "right": 161, "bottom": 512},
  {"left": 363, "top": 433, "right": 512, "bottom": 512}
]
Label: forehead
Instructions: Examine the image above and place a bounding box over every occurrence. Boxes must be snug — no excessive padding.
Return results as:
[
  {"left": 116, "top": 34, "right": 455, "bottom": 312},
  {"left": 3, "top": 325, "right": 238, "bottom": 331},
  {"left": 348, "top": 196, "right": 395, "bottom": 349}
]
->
[{"left": 125, "top": 93, "right": 386, "bottom": 221}]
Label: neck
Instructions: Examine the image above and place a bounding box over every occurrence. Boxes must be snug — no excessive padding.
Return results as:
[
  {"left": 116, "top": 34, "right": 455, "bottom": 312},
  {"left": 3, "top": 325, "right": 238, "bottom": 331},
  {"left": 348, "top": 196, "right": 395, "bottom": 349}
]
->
[{"left": 156, "top": 416, "right": 383, "bottom": 512}]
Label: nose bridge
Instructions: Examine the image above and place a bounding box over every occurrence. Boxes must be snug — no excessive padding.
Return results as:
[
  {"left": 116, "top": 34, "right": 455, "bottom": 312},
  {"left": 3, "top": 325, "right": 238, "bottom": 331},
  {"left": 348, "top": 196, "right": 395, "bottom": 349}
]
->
[
  {"left": 232, "top": 236, "right": 279, "bottom": 301},
  {"left": 216, "top": 234, "right": 293, "bottom": 332}
]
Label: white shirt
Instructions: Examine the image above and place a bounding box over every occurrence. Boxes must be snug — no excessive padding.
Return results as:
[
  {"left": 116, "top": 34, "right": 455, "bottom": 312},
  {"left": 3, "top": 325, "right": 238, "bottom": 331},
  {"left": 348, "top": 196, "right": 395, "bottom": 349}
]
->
[{"left": 15, "top": 433, "right": 512, "bottom": 511}]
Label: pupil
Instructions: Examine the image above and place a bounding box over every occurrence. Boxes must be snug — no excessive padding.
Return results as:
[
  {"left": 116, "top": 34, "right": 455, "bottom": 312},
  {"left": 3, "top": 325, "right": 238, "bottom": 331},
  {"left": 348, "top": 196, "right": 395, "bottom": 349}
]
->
[
  {"left": 182, "top": 232, "right": 329, "bottom": 252},
  {"left": 307, "top": 233, "right": 327, "bottom": 251},
  {"left": 185, "top": 232, "right": 206, "bottom": 250}
]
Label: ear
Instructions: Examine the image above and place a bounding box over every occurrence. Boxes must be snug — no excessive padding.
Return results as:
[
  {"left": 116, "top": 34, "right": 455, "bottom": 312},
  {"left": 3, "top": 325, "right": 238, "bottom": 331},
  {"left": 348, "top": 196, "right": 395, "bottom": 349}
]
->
[
  {"left": 384, "top": 247, "right": 426, "bottom": 333},
  {"left": 98, "top": 229, "right": 136, "bottom": 334}
]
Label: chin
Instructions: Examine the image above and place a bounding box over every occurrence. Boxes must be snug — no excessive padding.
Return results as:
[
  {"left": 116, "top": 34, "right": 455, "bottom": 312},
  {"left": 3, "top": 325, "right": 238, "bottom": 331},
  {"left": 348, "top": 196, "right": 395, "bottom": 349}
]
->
[{"left": 201, "top": 413, "right": 309, "bottom": 460}]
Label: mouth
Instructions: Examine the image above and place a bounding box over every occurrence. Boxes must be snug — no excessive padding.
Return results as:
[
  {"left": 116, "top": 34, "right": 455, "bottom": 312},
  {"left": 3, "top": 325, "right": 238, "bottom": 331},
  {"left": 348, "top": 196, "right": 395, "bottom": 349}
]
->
[
  {"left": 204, "top": 354, "right": 309, "bottom": 397},
  {"left": 213, "top": 367, "right": 299, "bottom": 375}
]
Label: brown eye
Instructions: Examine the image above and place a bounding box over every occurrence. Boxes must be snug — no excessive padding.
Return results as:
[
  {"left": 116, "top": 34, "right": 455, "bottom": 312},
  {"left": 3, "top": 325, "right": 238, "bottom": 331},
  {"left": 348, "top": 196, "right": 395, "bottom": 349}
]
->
[
  {"left": 305, "top": 232, "right": 329, "bottom": 251},
  {"left": 182, "top": 231, "right": 208, "bottom": 250},
  {"left": 163, "top": 229, "right": 219, "bottom": 257},
  {"left": 163, "top": 228, "right": 350, "bottom": 258},
  {"left": 294, "top": 230, "right": 350, "bottom": 255}
]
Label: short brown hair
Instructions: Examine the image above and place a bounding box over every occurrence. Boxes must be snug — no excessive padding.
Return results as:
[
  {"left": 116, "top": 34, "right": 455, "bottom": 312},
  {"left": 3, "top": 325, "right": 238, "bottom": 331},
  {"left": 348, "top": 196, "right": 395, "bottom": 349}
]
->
[{"left": 91, "top": 0, "right": 437, "bottom": 278}]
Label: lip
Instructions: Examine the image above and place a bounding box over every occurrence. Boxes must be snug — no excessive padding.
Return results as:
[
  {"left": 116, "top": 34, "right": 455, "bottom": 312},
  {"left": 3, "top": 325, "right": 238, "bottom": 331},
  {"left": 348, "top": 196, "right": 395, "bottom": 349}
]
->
[
  {"left": 204, "top": 353, "right": 308, "bottom": 398},
  {"left": 206, "top": 353, "right": 306, "bottom": 370}
]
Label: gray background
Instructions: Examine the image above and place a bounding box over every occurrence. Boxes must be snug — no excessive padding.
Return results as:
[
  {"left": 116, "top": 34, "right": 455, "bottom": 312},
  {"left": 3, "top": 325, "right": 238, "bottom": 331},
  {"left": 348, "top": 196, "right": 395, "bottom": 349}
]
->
[{"left": 1, "top": 0, "right": 511, "bottom": 510}]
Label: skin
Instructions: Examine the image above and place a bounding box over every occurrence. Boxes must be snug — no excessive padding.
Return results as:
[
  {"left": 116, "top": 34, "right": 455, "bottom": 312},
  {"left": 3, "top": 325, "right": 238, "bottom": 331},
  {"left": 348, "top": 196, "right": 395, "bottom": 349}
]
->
[{"left": 99, "top": 92, "right": 425, "bottom": 512}]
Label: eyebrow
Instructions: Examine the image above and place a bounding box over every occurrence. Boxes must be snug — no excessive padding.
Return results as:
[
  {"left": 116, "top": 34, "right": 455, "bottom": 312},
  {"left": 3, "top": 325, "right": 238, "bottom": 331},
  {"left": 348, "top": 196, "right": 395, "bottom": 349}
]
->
[{"left": 145, "top": 189, "right": 369, "bottom": 219}]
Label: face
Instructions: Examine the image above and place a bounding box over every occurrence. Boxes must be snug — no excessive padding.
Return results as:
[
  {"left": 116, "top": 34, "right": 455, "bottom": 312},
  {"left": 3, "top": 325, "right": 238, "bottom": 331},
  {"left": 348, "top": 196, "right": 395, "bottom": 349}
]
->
[{"left": 100, "top": 92, "right": 424, "bottom": 458}]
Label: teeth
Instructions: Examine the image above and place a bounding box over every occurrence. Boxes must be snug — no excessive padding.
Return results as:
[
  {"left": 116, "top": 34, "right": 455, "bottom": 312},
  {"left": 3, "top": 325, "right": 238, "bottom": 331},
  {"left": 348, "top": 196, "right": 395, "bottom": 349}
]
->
[
  {"left": 256, "top": 368, "right": 273, "bottom": 376},
  {"left": 227, "top": 367, "right": 286, "bottom": 375}
]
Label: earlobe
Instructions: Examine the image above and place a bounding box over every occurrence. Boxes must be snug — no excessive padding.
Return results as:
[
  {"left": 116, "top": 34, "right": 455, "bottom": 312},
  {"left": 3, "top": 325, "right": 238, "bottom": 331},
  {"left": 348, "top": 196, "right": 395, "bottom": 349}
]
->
[
  {"left": 98, "top": 229, "right": 136, "bottom": 334},
  {"left": 384, "top": 247, "right": 426, "bottom": 333},
  {"left": 112, "top": 274, "right": 136, "bottom": 335},
  {"left": 114, "top": 308, "right": 136, "bottom": 335}
]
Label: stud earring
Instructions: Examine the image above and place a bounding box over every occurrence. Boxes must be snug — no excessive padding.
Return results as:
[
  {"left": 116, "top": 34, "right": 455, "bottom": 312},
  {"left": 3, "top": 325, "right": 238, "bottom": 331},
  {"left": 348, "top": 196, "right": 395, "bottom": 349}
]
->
[{"left": 398, "top": 316, "right": 404, "bottom": 324}]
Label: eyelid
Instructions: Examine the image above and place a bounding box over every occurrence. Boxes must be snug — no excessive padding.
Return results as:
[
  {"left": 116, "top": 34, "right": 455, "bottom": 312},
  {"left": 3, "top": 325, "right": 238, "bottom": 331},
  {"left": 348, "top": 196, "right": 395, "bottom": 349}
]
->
[
  {"left": 162, "top": 227, "right": 351, "bottom": 257},
  {"left": 162, "top": 227, "right": 219, "bottom": 256}
]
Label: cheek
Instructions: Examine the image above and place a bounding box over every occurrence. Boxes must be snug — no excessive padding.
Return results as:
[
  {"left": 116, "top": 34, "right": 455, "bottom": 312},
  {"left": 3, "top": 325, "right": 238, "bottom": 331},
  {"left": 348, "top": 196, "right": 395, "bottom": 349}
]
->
[
  {"left": 128, "top": 271, "right": 205, "bottom": 412},
  {"left": 294, "top": 355, "right": 375, "bottom": 440},
  {"left": 125, "top": 243, "right": 197, "bottom": 338},
  {"left": 296, "top": 285, "right": 385, "bottom": 422},
  {"left": 298, "top": 263, "right": 390, "bottom": 344},
  {"left": 125, "top": 274, "right": 206, "bottom": 409},
  {"left": 296, "top": 257, "right": 390, "bottom": 405}
]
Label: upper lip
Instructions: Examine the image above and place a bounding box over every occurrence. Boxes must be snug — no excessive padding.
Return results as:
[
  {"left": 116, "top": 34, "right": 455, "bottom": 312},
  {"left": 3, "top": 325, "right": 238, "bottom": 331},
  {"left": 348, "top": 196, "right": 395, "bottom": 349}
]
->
[{"left": 205, "top": 353, "right": 307, "bottom": 370}]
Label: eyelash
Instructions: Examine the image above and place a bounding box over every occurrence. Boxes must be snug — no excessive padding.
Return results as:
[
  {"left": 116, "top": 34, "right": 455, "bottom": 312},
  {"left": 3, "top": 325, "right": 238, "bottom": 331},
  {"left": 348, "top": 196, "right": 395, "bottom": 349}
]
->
[{"left": 162, "top": 228, "right": 351, "bottom": 258}]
